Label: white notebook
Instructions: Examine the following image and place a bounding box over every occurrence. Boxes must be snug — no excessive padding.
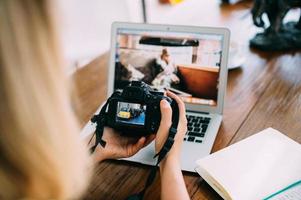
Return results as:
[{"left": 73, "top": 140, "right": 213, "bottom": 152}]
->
[{"left": 195, "top": 128, "right": 301, "bottom": 200}]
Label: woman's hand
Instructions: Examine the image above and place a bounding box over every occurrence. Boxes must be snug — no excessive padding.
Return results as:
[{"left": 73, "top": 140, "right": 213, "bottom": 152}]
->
[
  {"left": 155, "top": 91, "right": 187, "bottom": 163},
  {"left": 89, "top": 128, "right": 155, "bottom": 163},
  {"left": 156, "top": 91, "right": 190, "bottom": 200}
]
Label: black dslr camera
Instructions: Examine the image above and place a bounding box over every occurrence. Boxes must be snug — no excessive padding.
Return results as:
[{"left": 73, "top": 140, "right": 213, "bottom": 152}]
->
[{"left": 94, "top": 81, "right": 178, "bottom": 137}]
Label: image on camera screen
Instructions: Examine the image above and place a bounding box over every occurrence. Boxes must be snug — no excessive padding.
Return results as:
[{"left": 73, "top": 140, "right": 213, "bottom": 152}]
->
[
  {"left": 116, "top": 102, "right": 147, "bottom": 126},
  {"left": 114, "top": 29, "right": 224, "bottom": 107}
]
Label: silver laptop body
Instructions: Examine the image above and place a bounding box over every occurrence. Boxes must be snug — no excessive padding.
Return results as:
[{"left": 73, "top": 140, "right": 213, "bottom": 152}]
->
[{"left": 81, "top": 22, "right": 230, "bottom": 172}]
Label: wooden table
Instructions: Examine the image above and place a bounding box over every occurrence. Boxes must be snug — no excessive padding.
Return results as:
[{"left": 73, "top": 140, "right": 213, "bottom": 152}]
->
[{"left": 72, "top": 1, "right": 301, "bottom": 199}]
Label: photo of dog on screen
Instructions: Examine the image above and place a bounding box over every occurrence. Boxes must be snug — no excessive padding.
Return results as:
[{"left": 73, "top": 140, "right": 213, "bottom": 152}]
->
[{"left": 114, "top": 33, "right": 222, "bottom": 106}]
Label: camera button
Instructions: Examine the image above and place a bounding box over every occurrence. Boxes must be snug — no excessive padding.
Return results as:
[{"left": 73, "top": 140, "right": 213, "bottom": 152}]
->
[{"left": 151, "top": 122, "right": 156, "bottom": 131}]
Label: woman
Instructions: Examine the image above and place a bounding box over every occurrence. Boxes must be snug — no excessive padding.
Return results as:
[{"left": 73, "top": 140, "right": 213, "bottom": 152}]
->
[
  {"left": 152, "top": 49, "right": 180, "bottom": 89},
  {"left": 0, "top": 0, "right": 189, "bottom": 199}
]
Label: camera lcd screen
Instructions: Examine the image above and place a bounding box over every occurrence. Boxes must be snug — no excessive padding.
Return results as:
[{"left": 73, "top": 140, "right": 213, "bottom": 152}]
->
[{"left": 116, "top": 102, "right": 147, "bottom": 126}]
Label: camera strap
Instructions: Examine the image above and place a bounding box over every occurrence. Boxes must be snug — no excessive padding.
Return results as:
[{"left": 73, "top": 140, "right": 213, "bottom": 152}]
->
[
  {"left": 89, "top": 92, "right": 121, "bottom": 153},
  {"left": 126, "top": 102, "right": 179, "bottom": 200}
]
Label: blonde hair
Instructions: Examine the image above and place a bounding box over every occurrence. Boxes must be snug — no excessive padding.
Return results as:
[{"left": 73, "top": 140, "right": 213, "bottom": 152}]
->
[{"left": 0, "top": 0, "right": 91, "bottom": 199}]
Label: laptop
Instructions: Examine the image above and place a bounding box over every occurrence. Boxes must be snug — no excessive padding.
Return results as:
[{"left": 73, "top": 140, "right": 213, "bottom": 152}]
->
[{"left": 81, "top": 22, "right": 230, "bottom": 172}]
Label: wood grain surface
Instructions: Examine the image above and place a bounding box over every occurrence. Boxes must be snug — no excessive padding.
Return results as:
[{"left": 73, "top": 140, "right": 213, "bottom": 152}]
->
[{"left": 71, "top": 1, "right": 301, "bottom": 199}]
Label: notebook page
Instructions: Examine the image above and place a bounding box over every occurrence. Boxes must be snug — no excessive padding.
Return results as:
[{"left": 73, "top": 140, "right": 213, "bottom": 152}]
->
[{"left": 196, "top": 128, "right": 301, "bottom": 200}]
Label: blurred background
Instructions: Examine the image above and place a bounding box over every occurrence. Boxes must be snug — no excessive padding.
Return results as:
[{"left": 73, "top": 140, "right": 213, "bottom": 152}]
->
[
  {"left": 58, "top": 0, "right": 222, "bottom": 73},
  {"left": 58, "top": 0, "right": 142, "bottom": 73},
  {"left": 57, "top": 0, "right": 300, "bottom": 74}
]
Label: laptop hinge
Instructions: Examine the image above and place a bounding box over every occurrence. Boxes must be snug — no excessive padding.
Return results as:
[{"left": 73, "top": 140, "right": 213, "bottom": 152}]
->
[{"left": 186, "top": 110, "right": 210, "bottom": 115}]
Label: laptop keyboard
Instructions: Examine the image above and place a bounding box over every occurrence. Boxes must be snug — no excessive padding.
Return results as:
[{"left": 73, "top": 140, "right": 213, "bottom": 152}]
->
[{"left": 184, "top": 114, "right": 211, "bottom": 143}]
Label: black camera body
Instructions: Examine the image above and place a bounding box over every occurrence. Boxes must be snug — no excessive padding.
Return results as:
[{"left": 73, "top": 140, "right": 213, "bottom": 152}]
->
[{"left": 104, "top": 81, "right": 178, "bottom": 137}]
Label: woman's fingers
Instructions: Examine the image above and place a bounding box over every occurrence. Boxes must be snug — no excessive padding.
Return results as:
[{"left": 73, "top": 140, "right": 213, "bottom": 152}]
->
[
  {"left": 166, "top": 91, "right": 187, "bottom": 148},
  {"left": 166, "top": 91, "right": 186, "bottom": 121},
  {"left": 155, "top": 100, "right": 173, "bottom": 152},
  {"left": 126, "top": 134, "right": 155, "bottom": 157},
  {"left": 127, "top": 137, "right": 146, "bottom": 156},
  {"left": 159, "top": 100, "right": 173, "bottom": 126},
  {"left": 143, "top": 134, "right": 155, "bottom": 147}
]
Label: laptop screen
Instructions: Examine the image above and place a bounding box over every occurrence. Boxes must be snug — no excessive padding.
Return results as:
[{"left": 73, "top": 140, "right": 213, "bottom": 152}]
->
[{"left": 113, "top": 28, "right": 224, "bottom": 107}]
